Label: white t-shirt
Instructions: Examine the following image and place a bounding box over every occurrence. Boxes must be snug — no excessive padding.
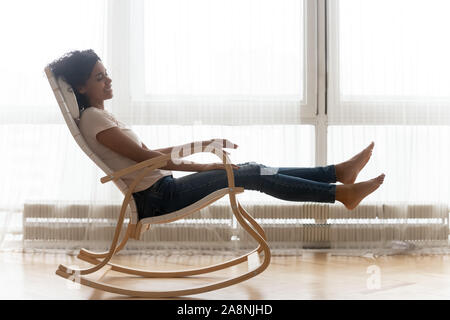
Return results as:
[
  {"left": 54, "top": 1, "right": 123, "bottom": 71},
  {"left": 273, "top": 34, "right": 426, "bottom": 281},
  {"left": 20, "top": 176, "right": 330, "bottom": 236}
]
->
[{"left": 78, "top": 107, "right": 172, "bottom": 192}]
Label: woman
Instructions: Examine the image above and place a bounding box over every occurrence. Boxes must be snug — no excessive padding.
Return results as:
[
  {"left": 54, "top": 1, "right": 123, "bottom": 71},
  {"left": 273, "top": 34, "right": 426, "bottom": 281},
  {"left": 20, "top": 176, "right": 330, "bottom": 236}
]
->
[{"left": 48, "top": 50, "right": 385, "bottom": 219}]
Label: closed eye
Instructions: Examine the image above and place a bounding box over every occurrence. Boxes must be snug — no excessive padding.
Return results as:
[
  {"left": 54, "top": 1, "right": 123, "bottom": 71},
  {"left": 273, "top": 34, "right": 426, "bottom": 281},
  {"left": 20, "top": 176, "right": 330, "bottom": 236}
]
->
[{"left": 96, "top": 70, "right": 108, "bottom": 81}]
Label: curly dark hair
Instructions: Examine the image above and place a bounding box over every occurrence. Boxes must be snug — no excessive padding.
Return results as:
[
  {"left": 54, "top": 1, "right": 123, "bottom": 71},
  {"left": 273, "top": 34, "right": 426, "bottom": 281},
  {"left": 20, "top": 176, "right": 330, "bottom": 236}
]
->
[{"left": 47, "top": 49, "right": 101, "bottom": 112}]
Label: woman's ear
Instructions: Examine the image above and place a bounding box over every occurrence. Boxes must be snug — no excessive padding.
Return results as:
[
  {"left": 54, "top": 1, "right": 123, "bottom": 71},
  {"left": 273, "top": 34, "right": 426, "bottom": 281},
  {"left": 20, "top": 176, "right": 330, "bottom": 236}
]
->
[
  {"left": 77, "top": 85, "right": 87, "bottom": 94},
  {"left": 77, "top": 82, "right": 89, "bottom": 94}
]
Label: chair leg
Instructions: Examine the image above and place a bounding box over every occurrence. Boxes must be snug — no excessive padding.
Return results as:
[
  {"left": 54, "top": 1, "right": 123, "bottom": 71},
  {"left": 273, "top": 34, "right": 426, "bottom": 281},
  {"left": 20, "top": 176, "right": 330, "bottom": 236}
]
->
[
  {"left": 57, "top": 189, "right": 133, "bottom": 276},
  {"left": 238, "top": 202, "right": 267, "bottom": 241},
  {"left": 76, "top": 246, "right": 262, "bottom": 278},
  {"left": 74, "top": 162, "right": 163, "bottom": 261},
  {"left": 75, "top": 197, "right": 269, "bottom": 278},
  {"left": 56, "top": 162, "right": 271, "bottom": 297},
  {"left": 56, "top": 198, "right": 270, "bottom": 298},
  {"left": 56, "top": 254, "right": 268, "bottom": 298},
  {"left": 78, "top": 222, "right": 133, "bottom": 260}
]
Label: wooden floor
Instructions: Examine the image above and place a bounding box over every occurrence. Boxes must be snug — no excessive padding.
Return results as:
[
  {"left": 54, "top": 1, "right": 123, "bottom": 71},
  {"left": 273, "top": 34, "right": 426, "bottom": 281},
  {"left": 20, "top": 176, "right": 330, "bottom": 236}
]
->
[{"left": 1, "top": 251, "right": 450, "bottom": 300}]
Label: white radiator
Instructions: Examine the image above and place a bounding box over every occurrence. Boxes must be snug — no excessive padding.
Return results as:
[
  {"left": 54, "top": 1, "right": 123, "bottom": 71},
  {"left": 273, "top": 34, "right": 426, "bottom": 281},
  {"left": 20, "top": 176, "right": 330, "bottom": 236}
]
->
[{"left": 22, "top": 201, "right": 449, "bottom": 252}]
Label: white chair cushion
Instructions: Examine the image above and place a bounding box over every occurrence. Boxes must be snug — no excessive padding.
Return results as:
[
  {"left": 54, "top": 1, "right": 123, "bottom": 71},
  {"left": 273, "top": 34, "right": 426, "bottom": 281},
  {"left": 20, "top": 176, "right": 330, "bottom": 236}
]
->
[
  {"left": 45, "top": 66, "right": 144, "bottom": 224},
  {"left": 57, "top": 77, "right": 80, "bottom": 120}
]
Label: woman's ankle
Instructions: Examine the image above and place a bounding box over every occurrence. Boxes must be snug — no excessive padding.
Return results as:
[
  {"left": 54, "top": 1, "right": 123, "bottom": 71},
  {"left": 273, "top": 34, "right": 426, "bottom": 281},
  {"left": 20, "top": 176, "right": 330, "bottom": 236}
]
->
[
  {"left": 334, "top": 163, "right": 342, "bottom": 183},
  {"left": 335, "top": 184, "right": 347, "bottom": 204}
]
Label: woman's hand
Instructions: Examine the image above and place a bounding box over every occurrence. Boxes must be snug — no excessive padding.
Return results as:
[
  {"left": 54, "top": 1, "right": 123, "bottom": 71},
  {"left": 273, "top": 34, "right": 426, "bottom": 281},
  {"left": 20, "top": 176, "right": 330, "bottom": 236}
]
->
[{"left": 201, "top": 163, "right": 240, "bottom": 172}]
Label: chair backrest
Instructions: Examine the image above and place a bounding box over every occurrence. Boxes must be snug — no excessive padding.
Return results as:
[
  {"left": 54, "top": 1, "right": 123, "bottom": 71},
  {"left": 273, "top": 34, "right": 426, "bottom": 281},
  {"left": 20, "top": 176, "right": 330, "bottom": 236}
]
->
[{"left": 44, "top": 67, "right": 138, "bottom": 223}]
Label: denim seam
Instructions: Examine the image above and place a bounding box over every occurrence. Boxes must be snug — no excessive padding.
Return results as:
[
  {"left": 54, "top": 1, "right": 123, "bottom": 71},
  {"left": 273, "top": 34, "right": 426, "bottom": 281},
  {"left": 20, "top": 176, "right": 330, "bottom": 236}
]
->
[
  {"left": 260, "top": 175, "right": 335, "bottom": 202},
  {"left": 175, "top": 170, "right": 261, "bottom": 196},
  {"left": 175, "top": 176, "right": 231, "bottom": 195}
]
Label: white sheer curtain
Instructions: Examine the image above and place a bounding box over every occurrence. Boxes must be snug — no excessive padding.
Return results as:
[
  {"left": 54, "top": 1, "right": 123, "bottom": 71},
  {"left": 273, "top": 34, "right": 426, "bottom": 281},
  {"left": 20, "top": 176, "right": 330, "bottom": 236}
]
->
[
  {"left": 1, "top": 0, "right": 447, "bottom": 253},
  {"left": 0, "top": 0, "right": 109, "bottom": 250},
  {"left": 327, "top": 0, "right": 450, "bottom": 252},
  {"left": 120, "top": 0, "right": 315, "bottom": 181},
  {"left": 122, "top": 0, "right": 315, "bottom": 126},
  {"left": 0, "top": 0, "right": 315, "bottom": 251}
]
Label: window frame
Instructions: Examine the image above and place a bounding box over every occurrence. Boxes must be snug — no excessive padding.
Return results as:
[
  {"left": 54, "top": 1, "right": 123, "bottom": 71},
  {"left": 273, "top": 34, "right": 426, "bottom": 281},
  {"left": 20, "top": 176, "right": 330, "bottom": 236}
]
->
[
  {"left": 109, "top": 0, "right": 318, "bottom": 125},
  {"left": 326, "top": 0, "right": 450, "bottom": 126}
]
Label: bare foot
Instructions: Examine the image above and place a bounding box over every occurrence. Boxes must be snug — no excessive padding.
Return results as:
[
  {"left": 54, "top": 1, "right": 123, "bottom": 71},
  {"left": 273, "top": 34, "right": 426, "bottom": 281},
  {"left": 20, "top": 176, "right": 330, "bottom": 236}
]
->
[
  {"left": 335, "top": 142, "right": 375, "bottom": 184},
  {"left": 336, "top": 174, "right": 385, "bottom": 210}
]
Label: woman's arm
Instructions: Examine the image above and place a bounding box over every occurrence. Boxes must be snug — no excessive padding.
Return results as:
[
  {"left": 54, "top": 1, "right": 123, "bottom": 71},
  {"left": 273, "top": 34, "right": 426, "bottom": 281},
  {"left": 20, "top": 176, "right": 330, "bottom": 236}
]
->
[
  {"left": 97, "top": 128, "right": 236, "bottom": 172},
  {"left": 143, "top": 142, "right": 176, "bottom": 154},
  {"left": 143, "top": 140, "right": 240, "bottom": 171},
  {"left": 146, "top": 139, "right": 238, "bottom": 154},
  {"left": 142, "top": 140, "right": 211, "bottom": 154}
]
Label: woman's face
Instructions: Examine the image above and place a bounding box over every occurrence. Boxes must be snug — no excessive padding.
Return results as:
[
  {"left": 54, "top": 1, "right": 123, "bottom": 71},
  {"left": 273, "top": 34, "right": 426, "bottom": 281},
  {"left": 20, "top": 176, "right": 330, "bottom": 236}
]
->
[{"left": 78, "top": 61, "right": 113, "bottom": 107}]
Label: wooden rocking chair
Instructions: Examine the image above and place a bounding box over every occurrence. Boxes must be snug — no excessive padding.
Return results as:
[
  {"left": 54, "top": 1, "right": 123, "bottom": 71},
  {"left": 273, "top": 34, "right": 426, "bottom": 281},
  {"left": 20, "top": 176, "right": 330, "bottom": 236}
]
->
[{"left": 44, "top": 66, "right": 271, "bottom": 298}]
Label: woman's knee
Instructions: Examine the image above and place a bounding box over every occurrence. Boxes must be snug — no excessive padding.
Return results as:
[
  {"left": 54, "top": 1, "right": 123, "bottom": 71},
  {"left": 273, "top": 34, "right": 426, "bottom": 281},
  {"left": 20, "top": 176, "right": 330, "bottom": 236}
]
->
[
  {"left": 237, "top": 162, "right": 276, "bottom": 176},
  {"left": 236, "top": 161, "right": 263, "bottom": 174},
  {"left": 234, "top": 162, "right": 266, "bottom": 189}
]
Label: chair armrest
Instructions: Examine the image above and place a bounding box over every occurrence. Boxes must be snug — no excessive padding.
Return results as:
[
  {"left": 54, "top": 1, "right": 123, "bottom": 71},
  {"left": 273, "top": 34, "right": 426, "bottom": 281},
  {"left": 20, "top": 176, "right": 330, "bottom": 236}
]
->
[
  {"left": 100, "top": 154, "right": 170, "bottom": 184},
  {"left": 100, "top": 143, "right": 236, "bottom": 188}
]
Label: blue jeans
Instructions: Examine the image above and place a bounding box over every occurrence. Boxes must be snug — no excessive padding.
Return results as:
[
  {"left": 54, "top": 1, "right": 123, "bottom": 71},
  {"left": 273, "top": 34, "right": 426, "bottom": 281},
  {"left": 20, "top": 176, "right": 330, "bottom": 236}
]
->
[{"left": 132, "top": 162, "right": 337, "bottom": 220}]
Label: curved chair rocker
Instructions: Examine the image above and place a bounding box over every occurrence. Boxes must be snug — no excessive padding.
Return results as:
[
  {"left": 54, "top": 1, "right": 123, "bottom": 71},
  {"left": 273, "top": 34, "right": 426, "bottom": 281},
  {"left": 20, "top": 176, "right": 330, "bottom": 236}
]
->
[{"left": 44, "top": 66, "right": 271, "bottom": 298}]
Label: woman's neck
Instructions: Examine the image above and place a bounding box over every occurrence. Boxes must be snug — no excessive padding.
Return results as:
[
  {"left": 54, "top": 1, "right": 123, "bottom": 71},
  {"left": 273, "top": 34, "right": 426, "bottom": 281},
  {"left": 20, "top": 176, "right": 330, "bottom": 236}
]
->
[{"left": 90, "top": 100, "right": 105, "bottom": 110}]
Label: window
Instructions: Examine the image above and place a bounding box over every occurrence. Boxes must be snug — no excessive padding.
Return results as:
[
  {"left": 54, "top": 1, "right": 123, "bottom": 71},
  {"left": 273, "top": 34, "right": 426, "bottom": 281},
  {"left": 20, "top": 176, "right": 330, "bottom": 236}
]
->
[
  {"left": 0, "top": 0, "right": 106, "bottom": 124},
  {"left": 140, "top": 0, "right": 304, "bottom": 97},
  {"left": 327, "top": 0, "right": 450, "bottom": 124},
  {"left": 110, "top": 0, "right": 317, "bottom": 125}
]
